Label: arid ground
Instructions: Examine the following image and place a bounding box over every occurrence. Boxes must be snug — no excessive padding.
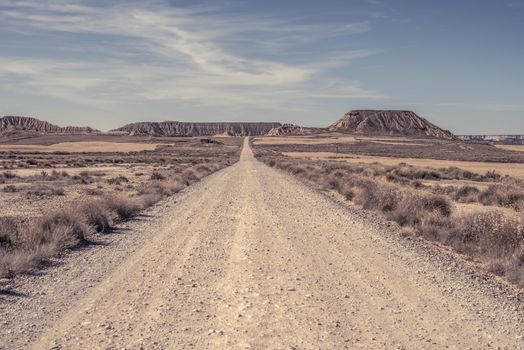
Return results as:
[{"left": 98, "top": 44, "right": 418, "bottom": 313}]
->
[{"left": 1, "top": 138, "right": 523, "bottom": 349}]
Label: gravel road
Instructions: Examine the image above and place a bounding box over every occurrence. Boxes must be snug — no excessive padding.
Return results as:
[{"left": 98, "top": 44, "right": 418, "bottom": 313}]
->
[{"left": 1, "top": 138, "right": 523, "bottom": 349}]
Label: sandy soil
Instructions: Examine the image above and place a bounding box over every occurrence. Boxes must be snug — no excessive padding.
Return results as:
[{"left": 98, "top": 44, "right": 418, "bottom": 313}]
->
[
  {"left": 1, "top": 138, "right": 523, "bottom": 349},
  {"left": 283, "top": 151, "right": 524, "bottom": 179},
  {"left": 0, "top": 141, "right": 158, "bottom": 153}
]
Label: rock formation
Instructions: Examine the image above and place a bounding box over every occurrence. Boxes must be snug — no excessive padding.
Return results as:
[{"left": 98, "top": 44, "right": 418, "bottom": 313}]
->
[
  {"left": 266, "top": 124, "right": 324, "bottom": 136},
  {"left": 328, "top": 110, "right": 455, "bottom": 139},
  {"left": 0, "top": 116, "right": 99, "bottom": 135},
  {"left": 112, "top": 121, "right": 282, "bottom": 137}
]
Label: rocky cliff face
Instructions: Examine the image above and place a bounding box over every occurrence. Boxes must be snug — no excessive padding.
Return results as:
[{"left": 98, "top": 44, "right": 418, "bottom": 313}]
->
[
  {"left": 328, "top": 110, "right": 455, "bottom": 139},
  {"left": 266, "top": 124, "right": 325, "bottom": 136},
  {"left": 459, "top": 135, "right": 524, "bottom": 145},
  {"left": 0, "top": 116, "right": 99, "bottom": 135},
  {"left": 112, "top": 121, "right": 282, "bottom": 136}
]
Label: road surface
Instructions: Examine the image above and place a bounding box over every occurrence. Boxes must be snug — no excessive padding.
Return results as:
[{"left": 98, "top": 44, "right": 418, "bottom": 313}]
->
[{"left": 1, "top": 138, "right": 523, "bottom": 349}]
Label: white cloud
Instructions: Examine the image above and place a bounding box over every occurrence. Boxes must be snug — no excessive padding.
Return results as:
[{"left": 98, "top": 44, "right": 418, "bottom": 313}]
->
[{"left": 0, "top": 0, "right": 385, "bottom": 112}]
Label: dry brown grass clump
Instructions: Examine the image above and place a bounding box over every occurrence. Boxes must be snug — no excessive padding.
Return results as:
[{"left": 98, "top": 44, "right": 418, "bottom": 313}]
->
[
  {"left": 478, "top": 185, "right": 524, "bottom": 210},
  {"left": 2, "top": 184, "right": 18, "bottom": 193},
  {"left": 78, "top": 201, "right": 112, "bottom": 233},
  {"left": 0, "top": 211, "right": 92, "bottom": 278},
  {"left": 449, "top": 211, "right": 524, "bottom": 285},
  {"left": 25, "top": 184, "right": 65, "bottom": 197},
  {"left": 103, "top": 196, "right": 143, "bottom": 221}
]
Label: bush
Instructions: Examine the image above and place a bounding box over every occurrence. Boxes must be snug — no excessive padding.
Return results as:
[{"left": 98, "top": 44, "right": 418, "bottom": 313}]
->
[
  {"left": 85, "top": 188, "right": 104, "bottom": 196},
  {"left": 181, "top": 168, "right": 198, "bottom": 184},
  {"left": 107, "top": 175, "right": 129, "bottom": 185},
  {"left": 26, "top": 211, "right": 92, "bottom": 250},
  {"left": 150, "top": 171, "right": 165, "bottom": 180},
  {"left": 2, "top": 185, "right": 18, "bottom": 193},
  {"left": 77, "top": 202, "right": 111, "bottom": 233},
  {"left": 453, "top": 185, "right": 480, "bottom": 203},
  {"left": 104, "top": 196, "right": 142, "bottom": 221},
  {"left": 0, "top": 217, "right": 19, "bottom": 246},
  {"left": 141, "top": 193, "right": 163, "bottom": 208},
  {"left": 479, "top": 185, "right": 524, "bottom": 210},
  {"left": 1, "top": 171, "right": 17, "bottom": 179},
  {"left": 25, "top": 185, "right": 65, "bottom": 197},
  {"left": 449, "top": 211, "right": 523, "bottom": 257}
]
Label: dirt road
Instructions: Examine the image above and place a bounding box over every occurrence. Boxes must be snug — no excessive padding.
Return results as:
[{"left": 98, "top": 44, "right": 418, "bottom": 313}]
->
[{"left": 1, "top": 138, "right": 523, "bottom": 349}]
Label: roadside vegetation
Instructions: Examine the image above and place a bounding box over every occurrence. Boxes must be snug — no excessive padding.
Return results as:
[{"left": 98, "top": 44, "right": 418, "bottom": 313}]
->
[
  {"left": 255, "top": 148, "right": 524, "bottom": 287},
  {"left": 0, "top": 138, "right": 240, "bottom": 279}
]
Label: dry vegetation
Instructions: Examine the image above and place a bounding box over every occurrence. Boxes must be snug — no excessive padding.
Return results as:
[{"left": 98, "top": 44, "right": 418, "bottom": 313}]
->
[
  {"left": 254, "top": 144, "right": 524, "bottom": 287},
  {"left": 255, "top": 134, "right": 524, "bottom": 163},
  {"left": 0, "top": 137, "right": 241, "bottom": 278}
]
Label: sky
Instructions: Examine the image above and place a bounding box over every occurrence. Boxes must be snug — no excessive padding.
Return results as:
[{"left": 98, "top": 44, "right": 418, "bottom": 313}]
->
[{"left": 0, "top": 0, "right": 523, "bottom": 134}]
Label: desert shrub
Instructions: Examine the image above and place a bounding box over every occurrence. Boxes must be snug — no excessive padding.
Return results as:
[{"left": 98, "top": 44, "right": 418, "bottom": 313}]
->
[
  {"left": 150, "top": 171, "right": 165, "bottom": 180},
  {"left": 181, "top": 168, "right": 198, "bottom": 184},
  {"left": 77, "top": 201, "right": 111, "bottom": 233},
  {"left": 340, "top": 183, "right": 355, "bottom": 200},
  {"left": 448, "top": 211, "right": 523, "bottom": 257},
  {"left": 25, "top": 185, "right": 65, "bottom": 197},
  {"left": 26, "top": 211, "right": 91, "bottom": 250},
  {"left": 383, "top": 194, "right": 449, "bottom": 229},
  {"left": 2, "top": 185, "right": 18, "bottom": 193},
  {"left": 479, "top": 185, "right": 524, "bottom": 210},
  {"left": 0, "top": 217, "right": 19, "bottom": 246},
  {"left": 1, "top": 171, "right": 17, "bottom": 179},
  {"left": 291, "top": 166, "right": 306, "bottom": 176},
  {"left": 103, "top": 196, "right": 142, "bottom": 221},
  {"left": 485, "top": 170, "right": 501, "bottom": 180},
  {"left": 107, "top": 175, "right": 129, "bottom": 185},
  {"left": 141, "top": 193, "right": 163, "bottom": 208},
  {"left": 453, "top": 185, "right": 480, "bottom": 203},
  {"left": 0, "top": 212, "right": 90, "bottom": 278},
  {"left": 355, "top": 182, "right": 402, "bottom": 213},
  {"left": 0, "top": 246, "right": 55, "bottom": 278},
  {"left": 194, "top": 164, "right": 212, "bottom": 176},
  {"left": 421, "top": 194, "right": 452, "bottom": 217},
  {"left": 418, "top": 212, "right": 454, "bottom": 241},
  {"left": 504, "top": 249, "right": 524, "bottom": 285},
  {"left": 325, "top": 175, "right": 342, "bottom": 191},
  {"left": 85, "top": 188, "right": 104, "bottom": 196}
]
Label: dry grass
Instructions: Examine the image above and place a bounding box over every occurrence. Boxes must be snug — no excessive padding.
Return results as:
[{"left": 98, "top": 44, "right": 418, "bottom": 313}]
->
[
  {"left": 256, "top": 150, "right": 524, "bottom": 287},
  {"left": 255, "top": 133, "right": 524, "bottom": 164},
  {"left": 0, "top": 163, "right": 235, "bottom": 279},
  {"left": 25, "top": 184, "right": 65, "bottom": 197},
  {"left": 0, "top": 211, "right": 93, "bottom": 278},
  {"left": 0, "top": 137, "right": 241, "bottom": 279},
  {"left": 282, "top": 151, "right": 524, "bottom": 179}
]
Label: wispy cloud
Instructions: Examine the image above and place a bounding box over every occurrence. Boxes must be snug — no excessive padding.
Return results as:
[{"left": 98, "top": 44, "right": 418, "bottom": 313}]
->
[{"left": 0, "top": 0, "right": 385, "bottom": 113}]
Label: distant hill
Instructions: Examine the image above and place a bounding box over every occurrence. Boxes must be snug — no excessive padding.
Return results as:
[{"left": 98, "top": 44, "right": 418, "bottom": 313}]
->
[
  {"left": 0, "top": 116, "right": 99, "bottom": 136},
  {"left": 266, "top": 124, "right": 324, "bottom": 136},
  {"left": 459, "top": 135, "right": 524, "bottom": 145},
  {"left": 111, "top": 121, "right": 282, "bottom": 137},
  {"left": 328, "top": 110, "right": 455, "bottom": 139}
]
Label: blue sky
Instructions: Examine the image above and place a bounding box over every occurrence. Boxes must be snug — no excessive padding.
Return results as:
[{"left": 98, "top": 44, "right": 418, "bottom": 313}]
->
[{"left": 0, "top": 0, "right": 523, "bottom": 133}]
